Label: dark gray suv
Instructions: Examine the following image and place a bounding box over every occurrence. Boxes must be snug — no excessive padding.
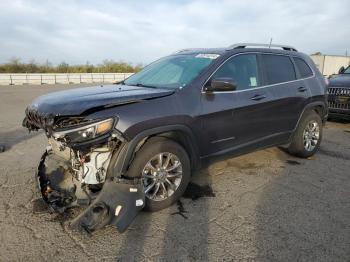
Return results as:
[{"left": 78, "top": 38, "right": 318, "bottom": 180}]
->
[{"left": 23, "top": 43, "right": 328, "bottom": 232}]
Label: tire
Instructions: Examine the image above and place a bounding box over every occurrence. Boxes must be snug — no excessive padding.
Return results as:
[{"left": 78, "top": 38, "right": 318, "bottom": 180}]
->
[
  {"left": 288, "top": 110, "right": 323, "bottom": 158},
  {"left": 126, "top": 137, "right": 191, "bottom": 211}
]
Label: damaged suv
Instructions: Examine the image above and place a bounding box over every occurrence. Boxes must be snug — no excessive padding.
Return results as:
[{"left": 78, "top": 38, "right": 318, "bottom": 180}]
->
[{"left": 23, "top": 43, "right": 327, "bottom": 232}]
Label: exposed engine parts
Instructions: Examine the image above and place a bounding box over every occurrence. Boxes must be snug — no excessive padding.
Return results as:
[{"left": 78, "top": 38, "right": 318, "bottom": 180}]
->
[
  {"left": 37, "top": 133, "right": 145, "bottom": 232},
  {"left": 78, "top": 148, "right": 112, "bottom": 185},
  {"left": 47, "top": 137, "right": 113, "bottom": 185},
  {"left": 31, "top": 113, "right": 145, "bottom": 233}
]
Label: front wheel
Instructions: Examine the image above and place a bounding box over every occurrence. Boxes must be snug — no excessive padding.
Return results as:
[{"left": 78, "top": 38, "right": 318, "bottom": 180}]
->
[
  {"left": 288, "top": 110, "right": 323, "bottom": 158},
  {"left": 127, "top": 137, "right": 191, "bottom": 211}
]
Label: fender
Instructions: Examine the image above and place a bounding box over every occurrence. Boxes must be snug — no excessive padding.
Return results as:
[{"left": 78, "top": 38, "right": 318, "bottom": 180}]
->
[{"left": 111, "top": 124, "right": 200, "bottom": 178}]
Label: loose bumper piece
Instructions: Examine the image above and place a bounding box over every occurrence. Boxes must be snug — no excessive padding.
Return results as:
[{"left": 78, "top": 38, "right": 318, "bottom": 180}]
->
[
  {"left": 70, "top": 178, "right": 145, "bottom": 233},
  {"left": 37, "top": 151, "right": 145, "bottom": 233}
]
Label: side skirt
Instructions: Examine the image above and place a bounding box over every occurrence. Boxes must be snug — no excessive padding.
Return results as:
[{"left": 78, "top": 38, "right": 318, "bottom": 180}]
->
[{"left": 200, "top": 132, "right": 291, "bottom": 167}]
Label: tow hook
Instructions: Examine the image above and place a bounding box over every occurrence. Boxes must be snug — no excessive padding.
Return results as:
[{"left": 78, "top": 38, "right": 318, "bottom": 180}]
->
[{"left": 70, "top": 177, "right": 145, "bottom": 233}]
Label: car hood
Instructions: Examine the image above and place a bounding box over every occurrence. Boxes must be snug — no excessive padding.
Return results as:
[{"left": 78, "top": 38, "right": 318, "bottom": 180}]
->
[
  {"left": 27, "top": 84, "right": 175, "bottom": 116},
  {"left": 328, "top": 74, "right": 350, "bottom": 87}
]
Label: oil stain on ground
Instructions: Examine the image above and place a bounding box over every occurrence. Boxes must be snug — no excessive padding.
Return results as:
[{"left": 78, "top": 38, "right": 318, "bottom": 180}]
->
[
  {"left": 171, "top": 182, "right": 216, "bottom": 219},
  {"left": 227, "top": 161, "right": 265, "bottom": 170},
  {"left": 32, "top": 198, "right": 49, "bottom": 213},
  {"left": 0, "top": 145, "right": 5, "bottom": 153},
  {"left": 50, "top": 208, "right": 80, "bottom": 225},
  {"left": 183, "top": 182, "right": 216, "bottom": 200},
  {"left": 286, "top": 159, "right": 301, "bottom": 165},
  {"left": 171, "top": 200, "right": 188, "bottom": 219}
]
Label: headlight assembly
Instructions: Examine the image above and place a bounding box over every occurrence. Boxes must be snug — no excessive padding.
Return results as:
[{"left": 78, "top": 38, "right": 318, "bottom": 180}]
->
[{"left": 53, "top": 118, "right": 114, "bottom": 143}]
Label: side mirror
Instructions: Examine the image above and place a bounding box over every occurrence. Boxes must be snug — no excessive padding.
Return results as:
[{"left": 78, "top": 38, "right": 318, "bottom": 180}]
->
[
  {"left": 205, "top": 77, "right": 237, "bottom": 92},
  {"left": 338, "top": 66, "right": 345, "bottom": 74}
]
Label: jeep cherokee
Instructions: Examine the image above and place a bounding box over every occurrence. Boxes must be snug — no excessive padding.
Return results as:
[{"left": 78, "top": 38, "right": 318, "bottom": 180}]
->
[
  {"left": 23, "top": 43, "right": 328, "bottom": 232},
  {"left": 327, "top": 65, "right": 350, "bottom": 120}
]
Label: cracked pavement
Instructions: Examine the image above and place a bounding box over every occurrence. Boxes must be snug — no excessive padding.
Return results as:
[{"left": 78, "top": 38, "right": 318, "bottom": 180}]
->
[{"left": 0, "top": 84, "right": 349, "bottom": 261}]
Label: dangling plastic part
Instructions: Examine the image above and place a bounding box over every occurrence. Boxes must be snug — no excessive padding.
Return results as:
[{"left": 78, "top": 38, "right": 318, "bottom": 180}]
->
[{"left": 70, "top": 177, "right": 145, "bottom": 233}]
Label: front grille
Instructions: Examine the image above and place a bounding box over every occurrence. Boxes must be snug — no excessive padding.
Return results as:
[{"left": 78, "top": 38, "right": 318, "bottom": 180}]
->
[
  {"left": 327, "top": 87, "right": 350, "bottom": 110},
  {"left": 328, "top": 101, "right": 350, "bottom": 110},
  {"left": 54, "top": 117, "right": 90, "bottom": 129},
  {"left": 327, "top": 87, "right": 350, "bottom": 95}
]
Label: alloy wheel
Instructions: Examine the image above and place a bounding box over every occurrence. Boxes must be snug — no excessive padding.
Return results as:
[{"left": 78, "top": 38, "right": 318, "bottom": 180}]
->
[
  {"left": 141, "top": 152, "right": 183, "bottom": 201},
  {"left": 303, "top": 120, "right": 320, "bottom": 151}
]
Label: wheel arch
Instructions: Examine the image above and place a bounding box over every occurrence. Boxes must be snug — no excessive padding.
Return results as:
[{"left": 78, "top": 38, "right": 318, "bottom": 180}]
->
[
  {"left": 313, "top": 104, "right": 327, "bottom": 122},
  {"left": 111, "top": 125, "right": 200, "bottom": 178},
  {"left": 288, "top": 101, "right": 326, "bottom": 143}
]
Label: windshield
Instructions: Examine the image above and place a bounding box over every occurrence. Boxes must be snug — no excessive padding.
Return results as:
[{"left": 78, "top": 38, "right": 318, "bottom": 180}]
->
[
  {"left": 344, "top": 66, "right": 350, "bottom": 74},
  {"left": 124, "top": 54, "right": 218, "bottom": 89}
]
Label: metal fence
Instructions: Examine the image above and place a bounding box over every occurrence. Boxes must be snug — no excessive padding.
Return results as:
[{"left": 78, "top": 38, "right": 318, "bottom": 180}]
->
[{"left": 0, "top": 73, "right": 134, "bottom": 85}]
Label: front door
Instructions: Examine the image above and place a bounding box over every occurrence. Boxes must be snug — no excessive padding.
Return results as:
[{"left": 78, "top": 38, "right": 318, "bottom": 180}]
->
[{"left": 200, "top": 53, "right": 276, "bottom": 157}]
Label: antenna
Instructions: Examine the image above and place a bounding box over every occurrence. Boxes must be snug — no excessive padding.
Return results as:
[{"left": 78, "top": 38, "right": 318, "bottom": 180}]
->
[{"left": 269, "top": 38, "right": 273, "bottom": 48}]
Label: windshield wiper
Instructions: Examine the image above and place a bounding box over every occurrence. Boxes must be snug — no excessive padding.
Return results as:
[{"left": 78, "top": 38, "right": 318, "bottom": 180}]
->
[
  {"left": 114, "top": 80, "right": 125, "bottom": 85},
  {"left": 134, "top": 83, "right": 157, "bottom": 89}
]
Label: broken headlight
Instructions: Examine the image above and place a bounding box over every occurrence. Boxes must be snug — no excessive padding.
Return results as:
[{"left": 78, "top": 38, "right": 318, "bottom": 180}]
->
[{"left": 53, "top": 118, "right": 114, "bottom": 143}]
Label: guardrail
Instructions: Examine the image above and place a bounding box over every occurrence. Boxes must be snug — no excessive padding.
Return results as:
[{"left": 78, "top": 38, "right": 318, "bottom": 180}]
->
[{"left": 0, "top": 73, "right": 134, "bottom": 85}]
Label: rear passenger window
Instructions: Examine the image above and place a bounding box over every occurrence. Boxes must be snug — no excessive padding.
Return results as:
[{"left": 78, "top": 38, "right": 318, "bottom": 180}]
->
[
  {"left": 262, "top": 54, "right": 296, "bottom": 85},
  {"left": 294, "top": 57, "right": 313, "bottom": 78},
  {"left": 212, "top": 54, "right": 260, "bottom": 90}
]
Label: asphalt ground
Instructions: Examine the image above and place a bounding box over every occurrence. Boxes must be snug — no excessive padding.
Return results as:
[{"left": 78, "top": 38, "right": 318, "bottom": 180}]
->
[{"left": 0, "top": 84, "right": 349, "bottom": 261}]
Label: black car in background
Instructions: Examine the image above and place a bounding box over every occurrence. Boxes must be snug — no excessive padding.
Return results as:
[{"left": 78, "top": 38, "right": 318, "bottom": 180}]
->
[
  {"left": 23, "top": 43, "right": 328, "bottom": 232},
  {"left": 328, "top": 66, "right": 350, "bottom": 120}
]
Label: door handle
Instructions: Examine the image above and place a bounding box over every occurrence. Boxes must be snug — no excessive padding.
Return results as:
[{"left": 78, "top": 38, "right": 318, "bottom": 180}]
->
[
  {"left": 251, "top": 94, "right": 267, "bottom": 101},
  {"left": 298, "top": 87, "right": 307, "bottom": 92}
]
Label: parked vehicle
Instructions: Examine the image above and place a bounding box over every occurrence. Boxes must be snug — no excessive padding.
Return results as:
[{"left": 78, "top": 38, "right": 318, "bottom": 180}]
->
[
  {"left": 327, "top": 66, "right": 350, "bottom": 120},
  {"left": 23, "top": 43, "right": 328, "bottom": 232}
]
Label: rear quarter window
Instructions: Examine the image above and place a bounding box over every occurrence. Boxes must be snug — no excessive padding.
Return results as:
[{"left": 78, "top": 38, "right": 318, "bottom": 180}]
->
[
  {"left": 262, "top": 54, "right": 296, "bottom": 85},
  {"left": 293, "top": 57, "right": 313, "bottom": 78}
]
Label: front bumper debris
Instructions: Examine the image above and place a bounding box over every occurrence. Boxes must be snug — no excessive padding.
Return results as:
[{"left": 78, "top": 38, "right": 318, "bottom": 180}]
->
[
  {"left": 37, "top": 150, "right": 145, "bottom": 233},
  {"left": 70, "top": 178, "right": 145, "bottom": 233}
]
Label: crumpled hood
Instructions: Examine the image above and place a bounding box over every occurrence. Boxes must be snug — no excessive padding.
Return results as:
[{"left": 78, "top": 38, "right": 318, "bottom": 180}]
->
[
  {"left": 27, "top": 84, "right": 175, "bottom": 116},
  {"left": 329, "top": 74, "right": 350, "bottom": 87}
]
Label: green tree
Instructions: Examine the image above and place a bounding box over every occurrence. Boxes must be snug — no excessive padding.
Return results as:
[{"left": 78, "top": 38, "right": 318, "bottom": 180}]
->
[
  {"left": 0, "top": 59, "right": 142, "bottom": 73},
  {"left": 57, "top": 62, "right": 69, "bottom": 73}
]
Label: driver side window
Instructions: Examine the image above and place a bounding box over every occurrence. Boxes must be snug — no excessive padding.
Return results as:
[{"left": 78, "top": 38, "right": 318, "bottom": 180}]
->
[{"left": 212, "top": 54, "right": 260, "bottom": 90}]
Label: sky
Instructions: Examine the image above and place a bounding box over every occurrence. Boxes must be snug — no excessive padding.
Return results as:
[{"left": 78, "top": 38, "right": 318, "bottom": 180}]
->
[{"left": 0, "top": 0, "right": 349, "bottom": 65}]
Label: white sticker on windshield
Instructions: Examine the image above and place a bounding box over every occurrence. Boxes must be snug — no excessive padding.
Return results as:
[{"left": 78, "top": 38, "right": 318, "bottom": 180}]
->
[{"left": 195, "top": 54, "right": 220, "bottom": 59}]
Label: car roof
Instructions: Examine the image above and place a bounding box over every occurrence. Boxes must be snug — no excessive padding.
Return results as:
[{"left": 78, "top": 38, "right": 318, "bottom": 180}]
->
[{"left": 175, "top": 43, "right": 302, "bottom": 57}]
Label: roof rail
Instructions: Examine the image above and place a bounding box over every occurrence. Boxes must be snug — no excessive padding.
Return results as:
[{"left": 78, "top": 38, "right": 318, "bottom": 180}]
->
[
  {"left": 228, "top": 43, "right": 297, "bottom": 52},
  {"left": 173, "top": 48, "right": 199, "bottom": 54}
]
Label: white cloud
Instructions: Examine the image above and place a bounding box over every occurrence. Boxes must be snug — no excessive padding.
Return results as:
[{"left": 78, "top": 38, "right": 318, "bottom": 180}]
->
[{"left": 0, "top": 0, "right": 349, "bottom": 65}]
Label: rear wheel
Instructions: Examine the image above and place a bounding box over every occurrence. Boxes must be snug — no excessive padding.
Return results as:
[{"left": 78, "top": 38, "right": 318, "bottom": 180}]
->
[
  {"left": 288, "top": 110, "right": 322, "bottom": 158},
  {"left": 127, "top": 137, "right": 191, "bottom": 211}
]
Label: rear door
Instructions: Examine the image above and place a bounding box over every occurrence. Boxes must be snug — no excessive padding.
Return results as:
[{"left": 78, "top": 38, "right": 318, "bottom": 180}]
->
[{"left": 260, "top": 54, "right": 308, "bottom": 134}]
